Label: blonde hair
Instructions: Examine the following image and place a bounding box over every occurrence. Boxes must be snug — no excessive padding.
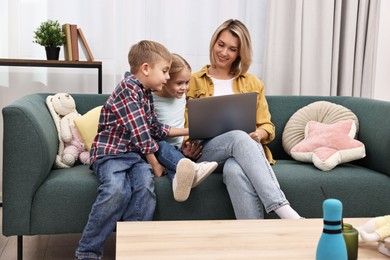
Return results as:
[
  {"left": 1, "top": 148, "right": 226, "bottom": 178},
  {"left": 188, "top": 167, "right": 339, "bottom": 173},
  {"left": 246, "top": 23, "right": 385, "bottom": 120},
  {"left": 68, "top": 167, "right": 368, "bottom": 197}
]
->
[
  {"left": 128, "top": 40, "right": 172, "bottom": 74},
  {"left": 169, "top": 53, "right": 191, "bottom": 79},
  {"left": 209, "top": 19, "right": 252, "bottom": 76}
]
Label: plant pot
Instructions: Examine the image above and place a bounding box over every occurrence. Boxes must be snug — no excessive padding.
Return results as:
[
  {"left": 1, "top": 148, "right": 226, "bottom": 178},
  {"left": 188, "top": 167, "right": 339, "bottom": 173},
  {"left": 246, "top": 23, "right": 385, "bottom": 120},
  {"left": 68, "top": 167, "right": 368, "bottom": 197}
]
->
[{"left": 45, "top": 47, "right": 60, "bottom": 60}]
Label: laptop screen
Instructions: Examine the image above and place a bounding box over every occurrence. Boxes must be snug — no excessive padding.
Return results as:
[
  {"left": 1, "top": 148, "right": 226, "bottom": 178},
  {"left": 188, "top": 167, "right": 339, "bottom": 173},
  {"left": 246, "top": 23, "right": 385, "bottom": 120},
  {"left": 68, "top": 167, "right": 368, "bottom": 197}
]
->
[{"left": 188, "top": 92, "right": 257, "bottom": 140}]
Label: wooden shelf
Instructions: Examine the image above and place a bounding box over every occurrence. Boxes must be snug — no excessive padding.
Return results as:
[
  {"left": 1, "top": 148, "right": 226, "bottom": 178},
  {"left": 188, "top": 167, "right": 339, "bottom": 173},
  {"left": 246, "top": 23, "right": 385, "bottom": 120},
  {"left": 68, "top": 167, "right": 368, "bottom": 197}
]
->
[{"left": 0, "top": 58, "right": 103, "bottom": 94}]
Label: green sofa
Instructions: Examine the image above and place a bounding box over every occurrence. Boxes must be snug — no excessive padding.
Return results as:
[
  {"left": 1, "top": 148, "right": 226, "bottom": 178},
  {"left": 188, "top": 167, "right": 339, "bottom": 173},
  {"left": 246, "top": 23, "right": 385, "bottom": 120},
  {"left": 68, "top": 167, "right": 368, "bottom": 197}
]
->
[{"left": 2, "top": 93, "right": 390, "bottom": 256}]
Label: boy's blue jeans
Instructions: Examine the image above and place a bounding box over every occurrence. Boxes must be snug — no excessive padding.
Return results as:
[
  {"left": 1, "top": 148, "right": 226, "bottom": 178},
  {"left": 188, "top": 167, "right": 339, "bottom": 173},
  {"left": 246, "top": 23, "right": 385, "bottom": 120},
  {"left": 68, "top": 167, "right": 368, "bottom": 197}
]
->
[
  {"left": 155, "top": 140, "right": 185, "bottom": 181},
  {"left": 75, "top": 152, "right": 155, "bottom": 260}
]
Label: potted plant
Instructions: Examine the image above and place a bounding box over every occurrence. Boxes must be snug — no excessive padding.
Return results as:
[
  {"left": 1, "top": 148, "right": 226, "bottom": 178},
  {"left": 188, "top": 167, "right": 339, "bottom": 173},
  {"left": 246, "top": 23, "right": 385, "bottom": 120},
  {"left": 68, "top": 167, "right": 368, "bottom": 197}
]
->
[{"left": 33, "top": 19, "right": 66, "bottom": 60}]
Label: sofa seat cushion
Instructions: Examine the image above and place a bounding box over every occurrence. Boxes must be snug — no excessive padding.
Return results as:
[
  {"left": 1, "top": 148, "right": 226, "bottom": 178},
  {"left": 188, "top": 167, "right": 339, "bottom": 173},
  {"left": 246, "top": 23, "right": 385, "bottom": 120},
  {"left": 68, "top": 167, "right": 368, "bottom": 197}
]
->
[
  {"left": 153, "top": 173, "right": 235, "bottom": 221},
  {"left": 31, "top": 166, "right": 236, "bottom": 235},
  {"left": 272, "top": 160, "right": 390, "bottom": 218}
]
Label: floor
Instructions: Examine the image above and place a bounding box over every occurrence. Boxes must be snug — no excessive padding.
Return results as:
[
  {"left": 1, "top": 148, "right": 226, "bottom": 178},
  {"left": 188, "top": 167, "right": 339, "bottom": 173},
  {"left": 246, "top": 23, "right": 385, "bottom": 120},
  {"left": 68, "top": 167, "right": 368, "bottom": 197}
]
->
[{"left": 0, "top": 207, "right": 116, "bottom": 260}]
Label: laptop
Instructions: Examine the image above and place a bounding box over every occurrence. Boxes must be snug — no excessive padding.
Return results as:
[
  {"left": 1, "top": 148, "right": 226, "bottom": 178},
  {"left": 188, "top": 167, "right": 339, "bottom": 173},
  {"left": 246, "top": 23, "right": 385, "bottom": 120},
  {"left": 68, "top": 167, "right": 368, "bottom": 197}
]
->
[{"left": 188, "top": 92, "right": 257, "bottom": 140}]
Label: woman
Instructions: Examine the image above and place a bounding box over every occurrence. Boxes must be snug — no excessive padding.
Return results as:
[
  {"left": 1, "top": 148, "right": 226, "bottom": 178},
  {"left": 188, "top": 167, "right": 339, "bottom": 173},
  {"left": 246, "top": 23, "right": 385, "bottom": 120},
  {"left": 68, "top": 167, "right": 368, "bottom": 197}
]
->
[{"left": 186, "top": 19, "right": 301, "bottom": 219}]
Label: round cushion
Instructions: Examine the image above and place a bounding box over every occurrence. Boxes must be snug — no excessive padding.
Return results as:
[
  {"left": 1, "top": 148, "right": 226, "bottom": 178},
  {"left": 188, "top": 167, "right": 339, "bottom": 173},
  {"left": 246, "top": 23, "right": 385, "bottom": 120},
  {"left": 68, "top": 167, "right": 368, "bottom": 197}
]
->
[{"left": 282, "top": 101, "right": 359, "bottom": 155}]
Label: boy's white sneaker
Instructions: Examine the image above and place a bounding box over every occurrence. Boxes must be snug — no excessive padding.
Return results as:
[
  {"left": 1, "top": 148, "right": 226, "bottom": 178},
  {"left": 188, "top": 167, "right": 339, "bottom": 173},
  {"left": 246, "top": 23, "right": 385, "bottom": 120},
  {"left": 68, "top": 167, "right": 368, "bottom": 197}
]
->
[
  {"left": 192, "top": 161, "right": 218, "bottom": 188},
  {"left": 172, "top": 158, "right": 196, "bottom": 202}
]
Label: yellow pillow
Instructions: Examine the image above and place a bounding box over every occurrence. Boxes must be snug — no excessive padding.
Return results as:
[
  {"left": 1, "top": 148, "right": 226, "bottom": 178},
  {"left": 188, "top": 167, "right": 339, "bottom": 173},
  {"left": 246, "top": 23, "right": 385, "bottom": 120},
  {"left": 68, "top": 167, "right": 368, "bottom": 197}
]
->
[{"left": 74, "top": 106, "right": 102, "bottom": 151}]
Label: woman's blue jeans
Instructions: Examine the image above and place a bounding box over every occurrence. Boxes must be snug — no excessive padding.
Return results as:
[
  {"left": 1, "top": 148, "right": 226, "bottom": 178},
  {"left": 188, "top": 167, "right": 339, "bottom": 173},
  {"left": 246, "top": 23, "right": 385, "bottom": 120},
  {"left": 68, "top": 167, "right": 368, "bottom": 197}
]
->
[
  {"left": 197, "top": 130, "right": 289, "bottom": 219},
  {"left": 75, "top": 152, "right": 155, "bottom": 259}
]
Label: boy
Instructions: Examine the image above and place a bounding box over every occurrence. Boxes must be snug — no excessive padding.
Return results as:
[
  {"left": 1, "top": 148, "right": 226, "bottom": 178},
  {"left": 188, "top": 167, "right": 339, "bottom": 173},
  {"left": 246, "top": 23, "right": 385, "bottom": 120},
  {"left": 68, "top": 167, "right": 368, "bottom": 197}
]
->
[{"left": 75, "top": 40, "right": 215, "bottom": 260}]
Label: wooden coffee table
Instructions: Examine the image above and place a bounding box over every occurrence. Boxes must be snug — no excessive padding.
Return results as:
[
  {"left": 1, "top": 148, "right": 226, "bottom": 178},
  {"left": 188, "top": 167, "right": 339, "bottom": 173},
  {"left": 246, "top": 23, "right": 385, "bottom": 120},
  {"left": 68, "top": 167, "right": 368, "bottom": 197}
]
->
[{"left": 116, "top": 218, "right": 387, "bottom": 259}]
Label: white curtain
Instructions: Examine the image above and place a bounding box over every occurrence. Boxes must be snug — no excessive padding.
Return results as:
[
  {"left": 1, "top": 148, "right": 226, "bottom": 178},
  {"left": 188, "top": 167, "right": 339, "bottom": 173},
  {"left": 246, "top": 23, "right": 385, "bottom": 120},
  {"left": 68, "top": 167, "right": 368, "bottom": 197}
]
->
[
  {"left": 1, "top": 0, "right": 269, "bottom": 94},
  {"left": 263, "top": 0, "right": 381, "bottom": 97}
]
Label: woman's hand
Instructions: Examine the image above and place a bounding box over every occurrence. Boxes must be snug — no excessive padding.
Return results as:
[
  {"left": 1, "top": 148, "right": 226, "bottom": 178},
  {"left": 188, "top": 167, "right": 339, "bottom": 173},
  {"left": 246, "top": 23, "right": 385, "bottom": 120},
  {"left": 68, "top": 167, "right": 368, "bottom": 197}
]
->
[
  {"left": 181, "top": 139, "right": 202, "bottom": 160},
  {"left": 249, "top": 129, "right": 268, "bottom": 143}
]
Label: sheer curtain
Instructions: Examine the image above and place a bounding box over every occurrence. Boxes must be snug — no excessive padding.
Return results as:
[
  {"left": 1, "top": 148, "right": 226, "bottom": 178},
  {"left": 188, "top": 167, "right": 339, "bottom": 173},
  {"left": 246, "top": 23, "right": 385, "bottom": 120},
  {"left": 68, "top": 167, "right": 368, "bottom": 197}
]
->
[
  {"left": 101, "top": 0, "right": 269, "bottom": 89},
  {"left": 263, "top": 0, "right": 381, "bottom": 97},
  {"left": 1, "top": 0, "right": 268, "bottom": 94}
]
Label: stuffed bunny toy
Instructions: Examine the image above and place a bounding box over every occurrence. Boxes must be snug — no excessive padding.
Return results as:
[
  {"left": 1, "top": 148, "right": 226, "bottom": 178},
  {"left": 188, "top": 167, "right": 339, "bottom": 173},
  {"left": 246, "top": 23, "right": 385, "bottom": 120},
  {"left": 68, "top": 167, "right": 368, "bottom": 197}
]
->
[
  {"left": 357, "top": 215, "right": 390, "bottom": 242},
  {"left": 46, "top": 93, "right": 90, "bottom": 168}
]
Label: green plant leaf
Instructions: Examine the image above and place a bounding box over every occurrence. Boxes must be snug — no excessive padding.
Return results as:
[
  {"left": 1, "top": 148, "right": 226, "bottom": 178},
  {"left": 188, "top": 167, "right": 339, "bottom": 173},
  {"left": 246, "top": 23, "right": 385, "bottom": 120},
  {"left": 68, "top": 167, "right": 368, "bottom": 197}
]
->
[{"left": 33, "top": 19, "right": 66, "bottom": 47}]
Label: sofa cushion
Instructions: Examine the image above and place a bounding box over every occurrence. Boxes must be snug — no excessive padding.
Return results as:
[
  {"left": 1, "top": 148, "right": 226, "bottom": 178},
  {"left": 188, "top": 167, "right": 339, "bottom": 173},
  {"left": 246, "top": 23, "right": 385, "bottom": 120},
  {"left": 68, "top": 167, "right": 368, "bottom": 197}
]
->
[
  {"left": 74, "top": 106, "right": 102, "bottom": 151},
  {"left": 153, "top": 173, "right": 235, "bottom": 220},
  {"left": 282, "top": 101, "right": 359, "bottom": 155},
  {"left": 272, "top": 160, "right": 390, "bottom": 218},
  {"left": 290, "top": 119, "right": 365, "bottom": 171}
]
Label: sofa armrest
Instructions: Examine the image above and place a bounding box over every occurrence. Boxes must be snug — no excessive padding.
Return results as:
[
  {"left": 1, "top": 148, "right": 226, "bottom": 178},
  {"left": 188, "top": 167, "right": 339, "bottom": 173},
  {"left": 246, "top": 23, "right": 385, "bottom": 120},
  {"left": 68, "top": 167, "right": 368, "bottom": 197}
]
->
[{"left": 2, "top": 93, "right": 58, "bottom": 236}]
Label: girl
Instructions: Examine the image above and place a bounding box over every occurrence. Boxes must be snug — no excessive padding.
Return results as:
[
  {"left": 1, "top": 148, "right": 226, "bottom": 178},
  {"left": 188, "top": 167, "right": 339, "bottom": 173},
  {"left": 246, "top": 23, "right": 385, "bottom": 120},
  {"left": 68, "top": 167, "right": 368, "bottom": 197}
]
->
[{"left": 153, "top": 53, "right": 217, "bottom": 202}]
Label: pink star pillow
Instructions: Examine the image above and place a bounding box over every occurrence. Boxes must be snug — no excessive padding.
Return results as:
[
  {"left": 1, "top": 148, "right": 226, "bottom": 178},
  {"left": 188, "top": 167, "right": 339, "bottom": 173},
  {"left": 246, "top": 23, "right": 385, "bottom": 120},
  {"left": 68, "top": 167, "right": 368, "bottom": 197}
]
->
[{"left": 290, "top": 119, "right": 366, "bottom": 171}]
